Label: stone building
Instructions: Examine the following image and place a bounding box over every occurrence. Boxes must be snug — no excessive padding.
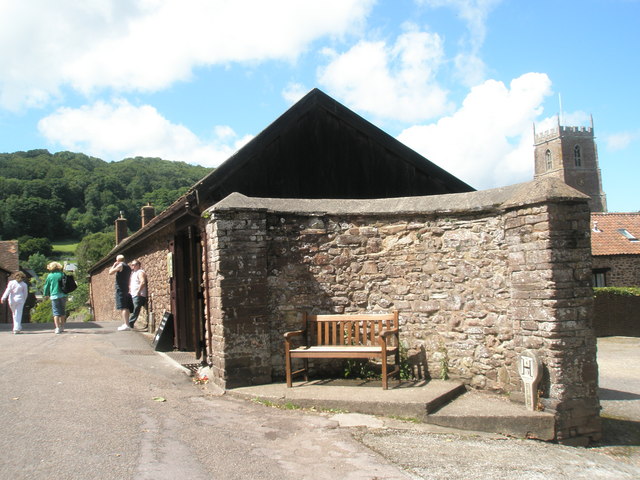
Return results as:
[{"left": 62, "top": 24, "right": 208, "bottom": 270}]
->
[
  {"left": 532, "top": 118, "right": 640, "bottom": 288},
  {"left": 534, "top": 117, "right": 607, "bottom": 213},
  {"left": 591, "top": 212, "right": 640, "bottom": 287},
  {"left": 89, "top": 89, "right": 601, "bottom": 445},
  {"left": 89, "top": 88, "right": 473, "bottom": 356}
]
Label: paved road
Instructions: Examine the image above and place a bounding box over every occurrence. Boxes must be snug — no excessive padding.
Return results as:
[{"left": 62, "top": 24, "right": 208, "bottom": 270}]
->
[
  {"left": 597, "top": 336, "right": 640, "bottom": 420},
  {"left": 1, "top": 323, "right": 639, "bottom": 480}
]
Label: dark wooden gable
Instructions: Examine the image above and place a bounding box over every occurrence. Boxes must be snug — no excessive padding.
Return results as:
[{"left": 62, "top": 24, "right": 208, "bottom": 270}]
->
[
  {"left": 94, "top": 89, "right": 476, "bottom": 261},
  {"left": 194, "top": 88, "right": 474, "bottom": 206}
]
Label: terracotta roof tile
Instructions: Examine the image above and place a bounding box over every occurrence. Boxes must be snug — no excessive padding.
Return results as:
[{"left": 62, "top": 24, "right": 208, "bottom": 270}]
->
[
  {"left": 0, "top": 240, "right": 19, "bottom": 271},
  {"left": 591, "top": 213, "right": 640, "bottom": 256}
]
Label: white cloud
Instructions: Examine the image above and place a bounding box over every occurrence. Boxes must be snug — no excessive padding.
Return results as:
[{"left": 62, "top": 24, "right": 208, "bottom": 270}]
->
[
  {"left": 453, "top": 52, "right": 486, "bottom": 88},
  {"left": 0, "top": 0, "right": 374, "bottom": 110},
  {"left": 606, "top": 130, "right": 640, "bottom": 151},
  {"left": 37, "top": 99, "right": 251, "bottom": 167},
  {"left": 318, "top": 26, "right": 452, "bottom": 122},
  {"left": 417, "top": 0, "right": 502, "bottom": 86},
  {"left": 534, "top": 110, "right": 591, "bottom": 135},
  {"left": 282, "top": 83, "right": 309, "bottom": 104},
  {"left": 398, "top": 72, "right": 553, "bottom": 190}
]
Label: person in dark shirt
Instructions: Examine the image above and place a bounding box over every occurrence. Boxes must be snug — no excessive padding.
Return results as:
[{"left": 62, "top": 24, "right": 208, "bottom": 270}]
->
[{"left": 108, "top": 254, "right": 133, "bottom": 331}]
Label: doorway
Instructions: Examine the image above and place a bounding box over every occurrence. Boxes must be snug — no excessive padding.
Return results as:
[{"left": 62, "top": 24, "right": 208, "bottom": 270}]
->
[{"left": 170, "top": 225, "right": 206, "bottom": 359}]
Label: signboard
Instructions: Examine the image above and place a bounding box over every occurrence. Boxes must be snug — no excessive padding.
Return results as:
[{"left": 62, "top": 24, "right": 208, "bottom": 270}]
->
[
  {"left": 518, "top": 350, "right": 543, "bottom": 411},
  {"left": 167, "top": 252, "right": 174, "bottom": 278},
  {"left": 153, "top": 312, "right": 174, "bottom": 352}
]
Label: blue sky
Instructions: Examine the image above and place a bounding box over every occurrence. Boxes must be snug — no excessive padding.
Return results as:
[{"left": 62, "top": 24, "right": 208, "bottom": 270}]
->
[{"left": 1, "top": 0, "right": 639, "bottom": 212}]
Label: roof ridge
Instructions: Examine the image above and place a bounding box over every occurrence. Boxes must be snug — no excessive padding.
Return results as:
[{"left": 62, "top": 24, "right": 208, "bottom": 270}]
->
[{"left": 592, "top": 212, "right": 640, "bottom": 216}]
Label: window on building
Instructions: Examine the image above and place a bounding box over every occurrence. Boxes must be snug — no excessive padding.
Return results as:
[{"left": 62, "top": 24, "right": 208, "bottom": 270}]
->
[
  {"left": 545, "top": 149, "right": 552, "bottom": 170},
  {"left": 574, "top": 145, "right": 581, "bottom": 167},
  {"left": 617, "top": 229, "right": 639, "bottom": 242},
  {"left": 593, "top": 269, "right": 609, "bottom": 287}
]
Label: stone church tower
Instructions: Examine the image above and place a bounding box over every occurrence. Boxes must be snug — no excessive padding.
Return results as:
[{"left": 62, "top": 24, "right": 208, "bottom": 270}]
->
[{"left": 533, "top": 117, "right": 607, "bottom": 212}]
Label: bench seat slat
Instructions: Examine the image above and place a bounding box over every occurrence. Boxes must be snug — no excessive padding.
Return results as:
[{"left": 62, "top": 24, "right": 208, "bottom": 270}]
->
[{"left": 290, "top": 345, "right": 398, "bottom": 357}]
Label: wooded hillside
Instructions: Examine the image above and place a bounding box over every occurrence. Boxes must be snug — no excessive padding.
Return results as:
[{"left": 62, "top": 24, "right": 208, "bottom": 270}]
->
[{"left": 0, "top": 149, "right": 211, "bottom": 241}]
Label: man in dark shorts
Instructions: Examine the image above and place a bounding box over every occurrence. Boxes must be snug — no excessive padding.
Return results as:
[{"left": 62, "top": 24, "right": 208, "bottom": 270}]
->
[{"left": 108, "top": 254, "right": 133, "bottom": 331}]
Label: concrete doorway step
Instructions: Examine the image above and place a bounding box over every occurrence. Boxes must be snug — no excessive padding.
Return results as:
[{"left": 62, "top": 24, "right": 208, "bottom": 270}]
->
[
  {"left": 227, "top": 379, "right": 555, "bottom": 441},
  {"left": 159, "top": 350, "right": 202, "bottom": 375},
  {"left": 139, "top": 331, "right": 203, "bottom": 375}
]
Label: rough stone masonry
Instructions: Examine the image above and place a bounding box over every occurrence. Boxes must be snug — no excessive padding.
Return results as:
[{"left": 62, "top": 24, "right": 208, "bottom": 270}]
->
[{"left": 204, "top": 177, "right": 601, "bottom": 446}]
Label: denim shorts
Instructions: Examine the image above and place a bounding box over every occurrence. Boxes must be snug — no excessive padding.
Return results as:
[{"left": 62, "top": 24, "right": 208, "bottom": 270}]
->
[{"left": 51, "top": 297, "right": 67, "bottom": 317}]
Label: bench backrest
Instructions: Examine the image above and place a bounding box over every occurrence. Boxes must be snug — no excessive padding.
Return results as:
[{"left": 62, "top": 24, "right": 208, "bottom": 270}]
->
[{"left": 303, "top": 311, "right": 398, "bottom": 347}]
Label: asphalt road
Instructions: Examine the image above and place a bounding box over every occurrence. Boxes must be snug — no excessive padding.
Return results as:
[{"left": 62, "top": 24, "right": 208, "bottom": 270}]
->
[{"left": 1, "top": 323, "right": 639, "bottom": 480}]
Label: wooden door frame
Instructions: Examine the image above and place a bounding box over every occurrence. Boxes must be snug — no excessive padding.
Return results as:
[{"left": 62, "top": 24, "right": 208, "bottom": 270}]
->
[{"left": 169, "top": 225, "right": 206, "bottom": 356}]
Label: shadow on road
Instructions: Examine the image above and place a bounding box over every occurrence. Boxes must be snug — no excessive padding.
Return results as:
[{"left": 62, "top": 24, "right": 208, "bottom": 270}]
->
[
  {"left": 0, "top": 321, "right": 106, "bottom": 332},
  {"left": 597, "top": 416, "right": 640, "bottom": 447},
  {"left": 600, "top": 388, "right": 640, "bottom": 401}
]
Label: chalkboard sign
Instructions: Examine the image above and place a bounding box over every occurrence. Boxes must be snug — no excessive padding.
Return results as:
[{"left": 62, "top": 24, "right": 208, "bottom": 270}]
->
[{"left": 153, "top": 312, "right": 174, "bottom": 352}]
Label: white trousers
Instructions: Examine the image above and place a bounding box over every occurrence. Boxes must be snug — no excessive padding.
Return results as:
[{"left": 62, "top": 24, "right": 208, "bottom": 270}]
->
[{"left": 9, "top": 300, "right": 25, "bottom": 332}]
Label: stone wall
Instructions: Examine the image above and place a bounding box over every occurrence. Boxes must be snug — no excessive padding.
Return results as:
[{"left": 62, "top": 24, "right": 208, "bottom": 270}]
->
[
  {"left": 204, "top": 179, "right": 601, "bottom": 445},
  {"left": 264, "top": 212, "right": 513, "bottom": 389},
  {"left": 505, "top": 202, "right": 599, "bottom": 443},
  {"left": 205, "top": 211, "right": 271, "bottom": 388},
  {"left": 592, "top": 254, "right": 640, "bottom": 287},
  {"left": 90, "top": 229, "right": 174, "bottom": 327}
]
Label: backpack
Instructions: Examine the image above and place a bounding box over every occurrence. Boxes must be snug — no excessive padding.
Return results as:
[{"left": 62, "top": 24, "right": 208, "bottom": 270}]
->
[{"left": 59, "top": 274, "right": 78, "bottom": 294}]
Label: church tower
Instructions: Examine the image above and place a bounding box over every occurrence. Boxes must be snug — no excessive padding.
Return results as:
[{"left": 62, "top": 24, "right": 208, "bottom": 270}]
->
[{"left": 534, "top": 117, "right": 607, "bottom": 212}]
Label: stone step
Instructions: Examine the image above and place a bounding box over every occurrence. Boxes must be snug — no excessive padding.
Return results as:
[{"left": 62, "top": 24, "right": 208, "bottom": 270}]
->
[{"left": 426, "top": 390, "right": 556, "bottom": 441}]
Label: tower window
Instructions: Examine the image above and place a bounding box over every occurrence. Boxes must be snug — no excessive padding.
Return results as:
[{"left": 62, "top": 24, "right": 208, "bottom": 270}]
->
[
  {"left": 574, "top": 145, "right": 582, "bottom": 167},
  {"left": 545, "top": 149, "right": 552, "bottom": 170}
]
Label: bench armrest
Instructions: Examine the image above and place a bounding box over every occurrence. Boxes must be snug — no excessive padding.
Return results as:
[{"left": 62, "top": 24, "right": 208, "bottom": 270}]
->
[
  {"left": 378, "top": 328, "right": 399, "bottom": 349},
  {"left": 379, "top": 328, "right": 399, "bottom": 338},
  {"left": 284, "top": 329, "right": 305, "bottom": 340},
  {"left": 284, "top": 330, "right": 306, "bottom": 350}
]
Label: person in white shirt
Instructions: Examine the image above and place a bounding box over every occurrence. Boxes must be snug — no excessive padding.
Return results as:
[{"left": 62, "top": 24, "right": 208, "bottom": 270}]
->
[
  {"left": 128, "top": 260, "right": 148, "bottom": 329},
  {"left": 1, "top": 271, "right": 28, "bottom": 334}
]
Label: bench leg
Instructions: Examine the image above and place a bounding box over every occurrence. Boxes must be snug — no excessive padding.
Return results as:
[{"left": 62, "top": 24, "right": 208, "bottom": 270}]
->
[
  {"left": 382, "top": 357, "right": 388, "bottom": 390},
  {"left": 285, "top": 353, "right": 293, "bottom": 387}
]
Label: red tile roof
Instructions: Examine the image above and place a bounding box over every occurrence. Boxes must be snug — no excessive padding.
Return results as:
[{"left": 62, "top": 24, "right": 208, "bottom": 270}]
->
[
  {"left": 0, "top": 240, "right": 19, "bottom": 271},
  {"left": 591, "top": 213, "right": 640, "bottom": 256}
]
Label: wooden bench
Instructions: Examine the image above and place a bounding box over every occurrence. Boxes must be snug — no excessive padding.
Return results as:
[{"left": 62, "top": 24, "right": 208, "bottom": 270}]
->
[{"left": 284, "top": 311, "right": 400, "bottom": 389}]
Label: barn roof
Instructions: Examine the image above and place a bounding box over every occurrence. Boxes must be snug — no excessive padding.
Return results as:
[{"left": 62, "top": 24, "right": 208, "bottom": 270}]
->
[
  {"left": 190, "top": 88, "right": 474, "bottom": 205},
  {"left": 92, "top": 88, "right": 475, "bottom": 270}
]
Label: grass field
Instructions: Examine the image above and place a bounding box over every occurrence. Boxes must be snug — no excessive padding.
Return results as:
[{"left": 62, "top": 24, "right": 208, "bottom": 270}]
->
[{"left": 52, "top": 239, "right": 79, "bottom": 259}]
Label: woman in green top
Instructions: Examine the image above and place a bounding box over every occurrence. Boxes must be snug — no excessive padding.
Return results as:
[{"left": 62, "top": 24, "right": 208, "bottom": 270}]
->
[{"left": 42, "top": 262, "right": 67, "bottom": 334}]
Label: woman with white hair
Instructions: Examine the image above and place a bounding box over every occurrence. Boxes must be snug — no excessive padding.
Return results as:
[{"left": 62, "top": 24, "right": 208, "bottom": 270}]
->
[
  {"left": 1, "top": 271, "right": 28, "bottom": 334},
  {"left": 43, "top": 262, "right": 68, "bottom": 334}
]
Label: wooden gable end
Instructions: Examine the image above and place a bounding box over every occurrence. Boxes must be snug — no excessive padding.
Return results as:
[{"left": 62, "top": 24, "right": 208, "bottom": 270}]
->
[{"left": 197, "top": 89, "right": 474, "bottom": 207}]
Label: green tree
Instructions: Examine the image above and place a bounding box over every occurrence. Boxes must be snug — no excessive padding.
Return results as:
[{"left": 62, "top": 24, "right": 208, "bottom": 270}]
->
[
  {"left": 142, "top": 187, "right": 189, "bottom": 212},
  {"left": 65, "top": 208, "right": 103, "bottom": 237},
  {"left": 18, "top": 236, "right": 53, "bottom": 259},
  {"left": 66, "top": 281, "right": 89, "bottom": 317},
  {"left": 1, "top": 150, "right": 210, "bottom": 241},
  {"left": 24, "top": 253, "right": 48, "bottom": 275},
  {"left": 30, "top": 299, "right": 53, "bottom": 323},
  {"left": 75, "top": 232, "right": 115, "bottom": 277},
  {"left": 1, "top": 195, "right": 64, "bottom": 239}
]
